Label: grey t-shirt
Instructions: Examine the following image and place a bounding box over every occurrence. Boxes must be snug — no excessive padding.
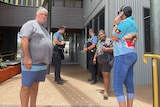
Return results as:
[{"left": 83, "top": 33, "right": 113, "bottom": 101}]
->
[
  {"left": 97, "top": 38, "right": 112, "bottom": 56},
  {"left": 20, "top": 20, "right": 53, "bottom": 64}
]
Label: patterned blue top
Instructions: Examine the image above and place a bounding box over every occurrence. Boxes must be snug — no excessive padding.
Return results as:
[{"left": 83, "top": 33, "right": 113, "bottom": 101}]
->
[{"left": 112, "top": 16, "right": 138, "bottom": 56}]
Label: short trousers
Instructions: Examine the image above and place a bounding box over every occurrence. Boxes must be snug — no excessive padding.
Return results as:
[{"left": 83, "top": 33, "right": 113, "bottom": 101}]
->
[
  {"left": 97, "top": 56, "right": 112, "bottom": 72},
  {"left": 98, "top": 61, "right": 111, "bottom": 72},
  {"left": 21, "top": 64, "right": 47, "bottom": 87}
]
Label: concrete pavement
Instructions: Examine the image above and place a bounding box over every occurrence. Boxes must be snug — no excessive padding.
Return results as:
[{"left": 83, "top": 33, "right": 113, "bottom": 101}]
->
[{"left": 0, "top": 64, "right": 153, "bottom": 107}]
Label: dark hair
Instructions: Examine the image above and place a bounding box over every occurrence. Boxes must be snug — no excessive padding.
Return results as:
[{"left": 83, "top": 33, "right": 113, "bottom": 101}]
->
[
  {"left": 59, "top": 25, "right": 66, "bottom": 30},
  {"left": 89, "top": 28, "right": 94, "bottom": 32},
  {"left": 119, "top": 5, "right": 132, "bottom": 17},
  {"left": 98, "top": 29, "right": 106, "bottom": 36}
]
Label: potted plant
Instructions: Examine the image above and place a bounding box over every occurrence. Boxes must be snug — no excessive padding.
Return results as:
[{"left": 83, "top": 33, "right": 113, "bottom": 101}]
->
[
  {"left": 0, "top": 59, "right": 7, "bottom": 69},
  {"left": 0, "top": 59, "right": 21, "bottom": 83},
  {"left": 0, "top": 59, "right": 11, "bottom": 83}
]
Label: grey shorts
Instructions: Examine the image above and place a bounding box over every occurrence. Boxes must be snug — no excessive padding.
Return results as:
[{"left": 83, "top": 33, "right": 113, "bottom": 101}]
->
[{"left": 97, "top": 55, "right": 112, "bottom": 72}]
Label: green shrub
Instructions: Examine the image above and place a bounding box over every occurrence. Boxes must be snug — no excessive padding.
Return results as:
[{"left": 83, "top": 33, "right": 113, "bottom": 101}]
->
[{"left": 0, "top": 59, "right": 7, "bottom": 70}]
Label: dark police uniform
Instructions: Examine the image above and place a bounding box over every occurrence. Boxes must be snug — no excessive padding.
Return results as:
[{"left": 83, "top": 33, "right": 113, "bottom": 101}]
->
[
  {"left": 87, "top": 35, "right": 98, "bottom": 84},
  {"left": 53, "top": 31, "right": 65, "bottom": 84}
]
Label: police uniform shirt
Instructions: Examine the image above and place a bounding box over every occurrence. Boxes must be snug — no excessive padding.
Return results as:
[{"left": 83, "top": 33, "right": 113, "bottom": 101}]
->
[
  {"left": 87, "top": 35, "right": 98, "bottom": 50},
  {"left": 91, "top": 35, "right": 98, "bottom": 44},
  {"left": 53, "top": 31, "right": 64, "bottom": 45}
]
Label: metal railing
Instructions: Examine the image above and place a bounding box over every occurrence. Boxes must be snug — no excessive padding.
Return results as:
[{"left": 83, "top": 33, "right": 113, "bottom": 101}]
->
[
  {"left": 143, "top": 54, "right": 160, "bottom": 107},
  {"left": 0, "top": 0, "right": 45, "bottom": 7},
  {"left": 0, "top": 52, "right": 17, "bottom": 61}
]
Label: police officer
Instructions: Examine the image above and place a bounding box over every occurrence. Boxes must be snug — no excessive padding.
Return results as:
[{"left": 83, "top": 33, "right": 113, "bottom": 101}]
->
[
  {"left": 84, "top": 28, "right": 98, "bottom": 84},
  {"left": 53, "top": 25, "right": 66, "bottom": 84}
]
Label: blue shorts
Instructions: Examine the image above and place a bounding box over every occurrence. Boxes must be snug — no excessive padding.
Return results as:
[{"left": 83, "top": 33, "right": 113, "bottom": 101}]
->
[{"left": 21, "top": 64, "right": 47, "bottom": 87}]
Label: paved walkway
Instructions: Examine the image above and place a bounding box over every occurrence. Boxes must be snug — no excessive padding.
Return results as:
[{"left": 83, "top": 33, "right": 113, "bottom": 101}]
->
[{"left": 0, "top": 64, "right": 152, "bottom": 107}]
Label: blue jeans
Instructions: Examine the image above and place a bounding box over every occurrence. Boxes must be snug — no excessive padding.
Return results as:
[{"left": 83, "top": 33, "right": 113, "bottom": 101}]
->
[{"left": 113, "top": 52, "right": 137, "bottom": 102}]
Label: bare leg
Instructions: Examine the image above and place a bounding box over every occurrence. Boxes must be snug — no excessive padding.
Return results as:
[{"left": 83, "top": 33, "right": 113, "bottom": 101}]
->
[
  {"left": 119, "top": 102, "right": 126, "bottom": 107},
  {"left": 30, "top": 82, "right": 39, "bottom": 107},
  {"left": 20, "top": 86, "right": 31, "bottom": 107},
  {"left": 127, "top": 99, "right": 133, "bottom": 107},
  {"left": 102, "top": 72, "right": 110, "bottom": 96}
]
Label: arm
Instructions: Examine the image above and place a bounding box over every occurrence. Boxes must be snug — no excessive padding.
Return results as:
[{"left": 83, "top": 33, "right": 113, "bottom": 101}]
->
[
  {"left": 88, "top": 43, "right": 96, "bottom": 50},
  {"left": 123, "top": 34, "right": 138, "bottom": 40},
  {"left": 93, "top": 50, "right": 98, "bottom": 65},
  {"left": 84, "top": 43, "right": 96, "bottom": 52},
  {"left": 21, "top": 36, "right": 32, "bottom": 69},
  {"left": 101, "top": 46, "right": 113, "bottom": 52},
  {"left": 112, "top": 26, "right": 119, "bottom": 41},
  {"left": 111, "top": 14, "right": 122, "bottom": 41},
  {"left": 53, "top": 37, "right": 65, "bottom": 45}
]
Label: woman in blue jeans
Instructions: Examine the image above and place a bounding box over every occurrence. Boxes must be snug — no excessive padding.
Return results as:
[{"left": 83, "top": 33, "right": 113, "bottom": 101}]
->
[{"left": 111, "top": 5, "right": 138, "bottom": 107}]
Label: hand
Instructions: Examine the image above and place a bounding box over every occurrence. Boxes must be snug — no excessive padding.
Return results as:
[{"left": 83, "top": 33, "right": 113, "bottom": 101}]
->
[
  {"left": 101, "top": 46, "right": 107, "bottom": 52},
  {"left": 24, "top": 57, "right": 32, "bottom": 70},
  {"left": 114, "top": 12, "right": 123, "bottom": 25},
  {"left": 61, "top": 41, "right": 65, "bottom": 45},
  {"left": 93, "top": 58, "right": 96, "bottom": 65},
  {"left": 83, "top": 48, "right": 88, "bottom": 52}
]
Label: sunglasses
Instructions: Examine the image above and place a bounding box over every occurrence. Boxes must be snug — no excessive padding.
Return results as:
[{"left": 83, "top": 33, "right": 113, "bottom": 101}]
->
[{"left": 117, "top": 10, "right": 122, "bottom": 15}]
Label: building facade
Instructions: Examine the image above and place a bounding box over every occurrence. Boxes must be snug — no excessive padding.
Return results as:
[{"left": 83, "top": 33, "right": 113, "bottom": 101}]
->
[
  {"left": 81, "top": 0, "right": 151, "bottom": 85},
  {"left": 0, "top": 0, "right": 152, "bottom": 85}
]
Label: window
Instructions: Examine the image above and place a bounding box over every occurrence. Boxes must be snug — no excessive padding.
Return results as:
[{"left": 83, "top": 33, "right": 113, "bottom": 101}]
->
[
  {"left": 87, "top": 20, "right": 92, "bottom": 38},
  {"left": 99, "top": 12, "right": 105, "bottom": 30},
  {"left": 94, "top": 17, "right": 98, "bottom": 35},
  {"left": 144, "top": 8, "right": 151, "bottom": 53},
  {"left": 53, "top": 0, "right": 83, "bottom": 8},
  {"left": 93, "top": 10, "right": 105, "bottom": 35}
]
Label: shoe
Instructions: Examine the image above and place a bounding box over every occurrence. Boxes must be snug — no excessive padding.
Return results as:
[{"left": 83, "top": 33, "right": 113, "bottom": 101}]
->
[
  {"left": 60, "top": 78, "right": 65, "bottom": 82},
  {"left": 103, "top": 93, "right": 108, "bottom": 100},
  {"left": 55, "top": 78, "right": 65, "bottom": 82},
  {"left": 90, "top": 79, "right": 97, "bottom": 84},
  {"left": 56, "top": 80, "right": 64, "bottom": 84},
  {"left": 88, "top": 78, "right": 92, "bottom": 81}
]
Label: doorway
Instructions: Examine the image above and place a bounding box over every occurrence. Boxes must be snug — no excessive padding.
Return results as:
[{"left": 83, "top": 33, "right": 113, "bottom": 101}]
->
[{"left": 62, "top": 32, "right": 78, "bottom": 64}]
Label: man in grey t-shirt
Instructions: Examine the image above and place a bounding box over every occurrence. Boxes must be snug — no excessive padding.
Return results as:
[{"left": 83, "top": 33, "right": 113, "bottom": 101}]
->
[{"left": 20, "top": 7, "right": 53, "bottom": 107}]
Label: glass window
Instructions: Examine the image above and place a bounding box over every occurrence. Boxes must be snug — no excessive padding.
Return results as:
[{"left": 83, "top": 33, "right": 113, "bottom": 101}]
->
[
  {"left": 28, "top": 0, "right": 32, "bottom": 6},
  {"left": 144, "top": 8, "right": 151, "bottom": 53},
  {"left": 94, "top": 17, "right": 98, "bottom": 35},
  {"left": 18, "top": 0, "right": 21, "bottom": 5},
  {"left": 87, "top": 20, "right": 92, "bottom": 38},
  {"left": 93, "top": 10, "right": 105, "bottom": 35},
  {"left": 99, "top": 11, "right": 105, "bottom": 30}
]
